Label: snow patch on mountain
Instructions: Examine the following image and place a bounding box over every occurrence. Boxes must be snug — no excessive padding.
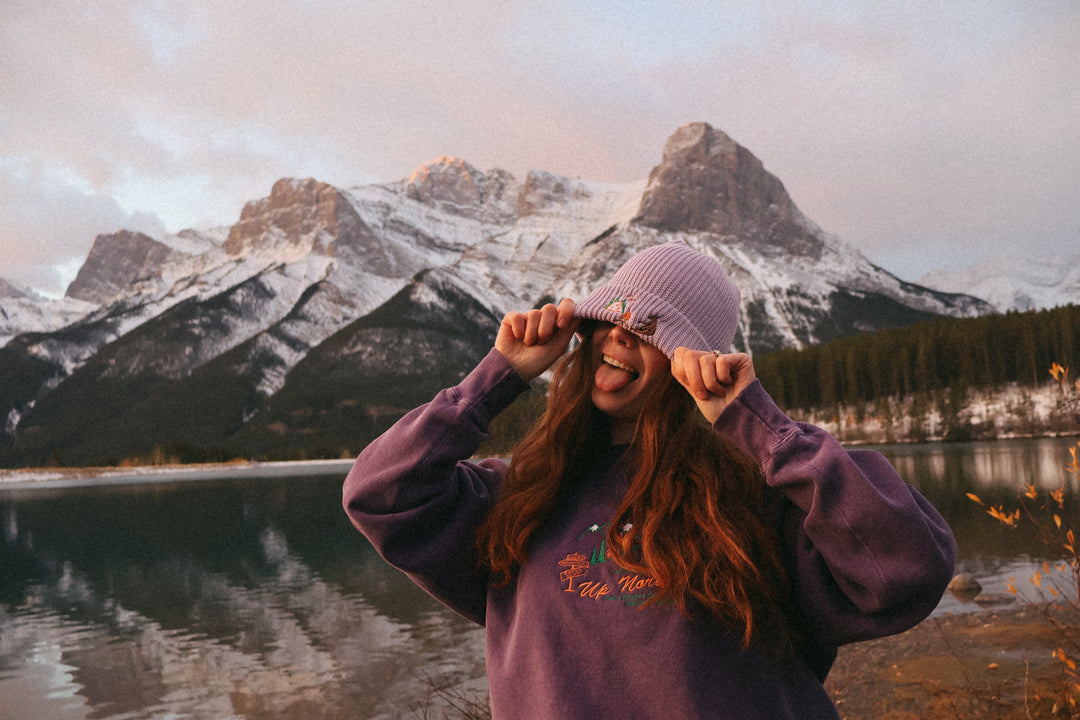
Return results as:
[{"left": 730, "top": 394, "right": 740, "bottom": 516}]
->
[
  {"left": 0, "top": 279, "right": 96, "bottom": 347},
  {"left": 917, "top": 254, "right": 1080, "bottom": 312}
]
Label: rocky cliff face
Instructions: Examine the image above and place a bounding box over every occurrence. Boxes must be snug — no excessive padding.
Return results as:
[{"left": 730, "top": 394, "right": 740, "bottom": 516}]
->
[
  {"left": 66, "top": 230, "right": 177, "bottom": 305},
  {"left": 0, "top": 123, "right": 995, "bottom": 466},
  {"left": 405, "top": 156, "right": 519, "bottom": 223},
  {"left": 224, "top": 177, "right": 407, "bottom": 276},
  {"left": 634, "top": 123, "right": 822, "bottom": 257}
]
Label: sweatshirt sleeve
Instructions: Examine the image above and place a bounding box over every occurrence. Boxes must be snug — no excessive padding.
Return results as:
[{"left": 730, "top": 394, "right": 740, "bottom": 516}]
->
[
  {"left": 713, "top": 380, "right": 958, "bottom": 647},
  {"left": 342, "top": 348, "right": 530, "bottom": 626}
]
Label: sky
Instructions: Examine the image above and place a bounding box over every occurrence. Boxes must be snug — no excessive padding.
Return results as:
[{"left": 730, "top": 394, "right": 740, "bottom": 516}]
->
[{"left": 2, "top": 1, "right": 1078, "bottom": 298}]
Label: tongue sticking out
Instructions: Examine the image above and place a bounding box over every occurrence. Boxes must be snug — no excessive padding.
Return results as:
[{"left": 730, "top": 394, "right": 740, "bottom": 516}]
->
[{"left": 595, "top": 362, "right": 637, "bottom": 393}]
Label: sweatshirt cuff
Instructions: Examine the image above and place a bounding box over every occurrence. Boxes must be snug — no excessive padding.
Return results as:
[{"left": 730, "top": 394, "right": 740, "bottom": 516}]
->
[
  {"left": 711, "top": 379, "right": 794, "bottom": 469},
  {"left": 452, "top": 348, "right": 532, "bottom": 421}
]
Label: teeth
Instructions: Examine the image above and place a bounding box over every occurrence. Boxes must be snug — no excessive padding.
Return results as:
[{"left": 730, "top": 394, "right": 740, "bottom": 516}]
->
[{"left": 603, "top": 355, "right": 635, "bottom": 373}]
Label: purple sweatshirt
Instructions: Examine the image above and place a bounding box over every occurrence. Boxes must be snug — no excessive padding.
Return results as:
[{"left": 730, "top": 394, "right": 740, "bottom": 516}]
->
[{"left": 343, "top": 349, "right": 957, "bottom": 719}]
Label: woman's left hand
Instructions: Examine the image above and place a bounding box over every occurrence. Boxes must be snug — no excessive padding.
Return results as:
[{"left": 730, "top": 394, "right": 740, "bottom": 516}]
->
[{"left": 670, "top": 349, "right": 756, "bottom": 424}]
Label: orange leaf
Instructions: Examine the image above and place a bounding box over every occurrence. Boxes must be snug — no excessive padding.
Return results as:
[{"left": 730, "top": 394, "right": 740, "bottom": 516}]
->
[
  {"left": 966, "top": 493, "right": 983, "bottom": 505},
  {"left": 987, "top": 506, "right": 1019, "bottom": 526}
]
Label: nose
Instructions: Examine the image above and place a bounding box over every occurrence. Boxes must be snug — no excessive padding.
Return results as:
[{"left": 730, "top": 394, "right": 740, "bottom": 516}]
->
[{"left": 608, "top": 324, "right": 638, "bottom": 347}]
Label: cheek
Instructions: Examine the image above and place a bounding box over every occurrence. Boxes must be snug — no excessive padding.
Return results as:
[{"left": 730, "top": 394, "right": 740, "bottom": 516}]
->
[
  {"left": 637, "top": 371, "right": 668, "bottom": 398},
  {"left": 643, "top": 349, "right": 671, "bottom": 380},
  {"left": 638, "top": 355, "right": 672, "bottom": 396}
]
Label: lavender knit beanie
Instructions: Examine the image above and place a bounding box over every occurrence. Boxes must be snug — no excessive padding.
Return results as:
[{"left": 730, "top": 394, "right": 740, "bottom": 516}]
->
[{"left": 573, "top": 240, "right": 741, "bottom": 358}]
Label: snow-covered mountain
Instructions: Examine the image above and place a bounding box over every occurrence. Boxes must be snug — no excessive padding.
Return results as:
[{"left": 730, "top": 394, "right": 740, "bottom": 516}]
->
[
  {"left": 0, "top": 279, "right": 96, "bottom": 347},
  {"left": 0, "top": 122, "right": 994, "bottom": 466},
  {"left": 917, "top": 254, "right": 1080, "bottom": 313}
]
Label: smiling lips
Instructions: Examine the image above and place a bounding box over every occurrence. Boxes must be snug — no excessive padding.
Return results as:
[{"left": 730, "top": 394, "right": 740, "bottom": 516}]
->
[{"left": 595, "top": 354, "right": 639, "bottom": 393}]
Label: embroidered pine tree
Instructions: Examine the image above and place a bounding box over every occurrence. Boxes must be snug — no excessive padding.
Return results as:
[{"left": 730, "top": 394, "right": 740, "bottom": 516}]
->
[
  {"left": 589, "top": 537, "right": 608, "bottom": 565},
  {"left": 558, "top": 553, "right": 591, "bottom": 591}
]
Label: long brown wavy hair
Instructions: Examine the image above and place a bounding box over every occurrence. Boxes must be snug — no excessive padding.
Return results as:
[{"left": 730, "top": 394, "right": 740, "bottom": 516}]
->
[{"left": 477, "top": 326, "right": 796, "bottom": 652}]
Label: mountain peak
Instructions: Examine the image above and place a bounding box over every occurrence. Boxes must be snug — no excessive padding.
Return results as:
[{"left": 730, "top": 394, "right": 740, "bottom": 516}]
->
[
  {"left": 663, "top": 121, "right": 738, "bottom": 159},
  {"left": 407, "top": 156, "right": 478, "bottom": 183},
  {"left": 224, "top": 177, "right": 376, "bottom": 261},
  {"left": 403, "top": 156, "right": 522, "bottom": 223},
  {"left": 405, "top": 156, "right": 492, "bottom": 211},
  {"left": 633, "top": 122, "right": 822, "bottom": 257},
  {"left": 65, "top": 230, "right": 174, "bottom": 304}
]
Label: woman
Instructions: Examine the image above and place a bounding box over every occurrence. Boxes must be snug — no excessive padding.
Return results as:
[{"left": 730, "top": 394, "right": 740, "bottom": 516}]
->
[{"left": 343, "top": 240, "right": 957, "bottom": 719}]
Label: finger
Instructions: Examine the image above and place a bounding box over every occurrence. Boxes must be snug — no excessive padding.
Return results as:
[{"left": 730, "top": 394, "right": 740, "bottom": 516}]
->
[
  {"left": 673, "top": 348, "right": 709, "bottom": 401},
  {"left": 502, "top": 312, "right": 527, "bottom": 340},
  {"left": 713, "top": 355, "right": 732, "bottom": 386},
  {"left": 715, "top": 352, "right": 756, "bottom": 397},
  {"left": 536, "top": 303, "right": 559, "bottom": 343},
  {"left": 556, "top": 297, "right": 577, "bottom": 328},
  {"left": 522, "top": 309, "right": 543, "bottom": 345},
  {"left": 671, "top": 347, "right": 689, "bottom": 385},
  {"left": 698, "top": 353, "right": 724, "bottom": 397}
]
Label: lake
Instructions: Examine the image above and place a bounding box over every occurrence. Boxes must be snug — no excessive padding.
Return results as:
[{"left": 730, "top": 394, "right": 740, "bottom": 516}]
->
[{"left": 1, "top": 436, "right": 1078, "bottom": 719}]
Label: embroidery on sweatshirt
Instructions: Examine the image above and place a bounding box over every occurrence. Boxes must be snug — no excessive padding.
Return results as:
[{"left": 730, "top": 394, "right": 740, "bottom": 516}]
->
[{"left": 556, "top": 521, "right": 661, "bottom": 608}]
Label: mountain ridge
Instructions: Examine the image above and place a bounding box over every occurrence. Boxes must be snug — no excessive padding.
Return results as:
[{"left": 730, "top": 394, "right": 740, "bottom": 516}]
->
[
  {"left": 0, "top": 122, "right": 1006, "bottom": 465},
  {"left": 917, "top": 254, "right": 1080, "bottom": 313}
]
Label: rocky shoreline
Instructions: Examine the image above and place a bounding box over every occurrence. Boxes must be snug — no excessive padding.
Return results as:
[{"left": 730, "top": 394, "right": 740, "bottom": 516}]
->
[
  {"left": 827, "top": 601, "right": 1080, "bottom": 719},
  {"left": 0, "top": 457, "right": 356, "bottom": 491}
]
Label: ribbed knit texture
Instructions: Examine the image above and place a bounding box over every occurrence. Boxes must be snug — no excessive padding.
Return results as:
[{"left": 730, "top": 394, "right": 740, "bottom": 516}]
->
[{"left": 574, "top": 240, "right": 741, "bottom": 358}]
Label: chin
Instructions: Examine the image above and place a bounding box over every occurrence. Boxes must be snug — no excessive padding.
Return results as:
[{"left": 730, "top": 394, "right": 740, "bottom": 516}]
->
[{"left": 590, "top": 388, "right": 642, "bottom": 423}]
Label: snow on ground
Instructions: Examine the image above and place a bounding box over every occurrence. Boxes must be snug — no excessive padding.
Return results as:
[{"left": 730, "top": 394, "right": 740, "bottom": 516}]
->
[{"left": 0, "top": 458, "right": 356, "bottom": 491}]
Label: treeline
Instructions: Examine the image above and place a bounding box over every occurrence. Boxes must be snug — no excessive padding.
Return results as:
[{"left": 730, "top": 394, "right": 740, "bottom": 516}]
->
[{"left": 754, "top": 304, "right": 1080, "bottom": 412}]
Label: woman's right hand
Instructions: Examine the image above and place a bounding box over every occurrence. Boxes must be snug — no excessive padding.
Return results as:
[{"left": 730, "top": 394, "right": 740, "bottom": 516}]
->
[{"left": 495, "top": 298, "right": 579, "bottom": 382}]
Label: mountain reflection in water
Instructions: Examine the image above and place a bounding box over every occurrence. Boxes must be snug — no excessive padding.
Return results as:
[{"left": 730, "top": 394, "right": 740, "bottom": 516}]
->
[{"left": 0, "top": 473, "right": 486, "bottom": 719}]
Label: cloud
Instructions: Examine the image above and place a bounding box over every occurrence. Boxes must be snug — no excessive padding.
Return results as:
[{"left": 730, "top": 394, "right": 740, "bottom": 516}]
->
[
  {"left": 618, "top": 1, "right": 1080, "bottom": 275},
  {"left": 1, "top": 0, "right": 1077, "bottom": 291},
  {"left": 0, "top": 158, "right": 167, "bottom": 296}
]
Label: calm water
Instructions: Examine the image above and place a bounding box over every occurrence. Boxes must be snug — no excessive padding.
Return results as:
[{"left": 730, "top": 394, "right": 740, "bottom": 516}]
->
[{"left": 1, "top": 436, "right": 1078, "bottom": 719}]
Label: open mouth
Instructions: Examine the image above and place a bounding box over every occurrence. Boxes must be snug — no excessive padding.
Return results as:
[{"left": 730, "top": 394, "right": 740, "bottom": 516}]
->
[
  {"left": 595, "top": 354, "right": 640, "bottom": 393},
  {"left": 602, "top": 354, "right": 639, "bottom": 380}
]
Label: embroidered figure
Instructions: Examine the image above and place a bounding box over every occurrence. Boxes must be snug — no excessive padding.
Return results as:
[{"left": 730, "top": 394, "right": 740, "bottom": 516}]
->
[
  {"left": 558, "top": 552, "right": 591, "bottom": 591},
  {"left": 602, "top": 295, "right": 659, "bottom": 336},
  {"left": 604, "top": 294, "right": 634, "bottom": 322},
  {"left": 632, "top": 314, "right": 659, "bottom": 336},
  {"left": 577, "top": 523, "right": 606, "bottom": 539}
]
